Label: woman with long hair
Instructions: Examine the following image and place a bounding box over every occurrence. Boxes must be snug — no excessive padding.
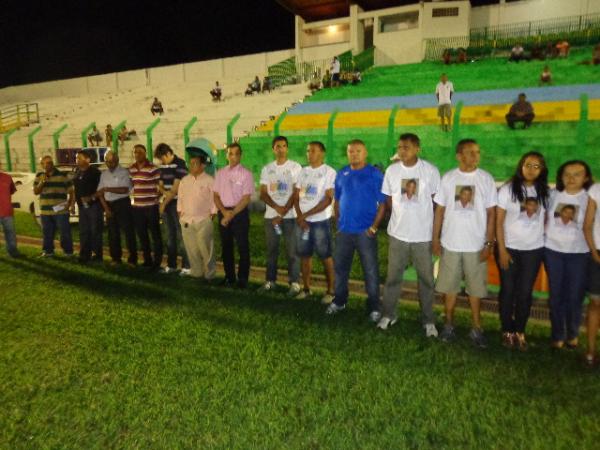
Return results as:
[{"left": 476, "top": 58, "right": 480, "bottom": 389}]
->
[{"left": 495, "top": 151, "right": 549, "bottom": 350}]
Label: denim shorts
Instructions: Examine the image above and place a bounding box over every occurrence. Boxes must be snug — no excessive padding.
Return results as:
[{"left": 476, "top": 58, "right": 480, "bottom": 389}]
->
[{"left": 296, "top": 219, "right": 332, "bottom": 259}]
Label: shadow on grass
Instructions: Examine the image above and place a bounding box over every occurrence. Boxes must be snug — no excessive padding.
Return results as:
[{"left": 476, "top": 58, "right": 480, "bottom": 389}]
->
[{"left": 0, "top": 254, "right": 594, "bottom": 376}]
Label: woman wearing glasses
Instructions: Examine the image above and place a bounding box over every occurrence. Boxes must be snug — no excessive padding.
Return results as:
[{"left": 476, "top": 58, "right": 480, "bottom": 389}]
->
[{"left": 495, "top": 152, "right": 549, "bottom": 351}]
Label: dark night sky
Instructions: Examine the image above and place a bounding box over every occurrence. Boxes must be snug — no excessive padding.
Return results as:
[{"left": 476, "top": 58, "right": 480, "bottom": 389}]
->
[{"left": 0, "top": 0, "right": 498, "bottom": 88}]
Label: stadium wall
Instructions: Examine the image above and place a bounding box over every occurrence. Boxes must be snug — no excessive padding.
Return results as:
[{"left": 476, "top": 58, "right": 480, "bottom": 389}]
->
[
  {"left": 0, "top": 49, "right": 295, "bottom": 105},
  {"left": 471, "top": 0, "right": 600, "bottom": 29}
]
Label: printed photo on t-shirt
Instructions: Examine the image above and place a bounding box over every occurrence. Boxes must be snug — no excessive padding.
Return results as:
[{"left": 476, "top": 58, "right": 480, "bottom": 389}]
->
[
  {"left": 518, "top": 197, "right": 541, "bottom": 221},
  {"left": 454, "top": 185, "right": 475, "bottom": 211},
  {"left": 300, "top": 184, "right": 318, "bottom": 200},
  {"left": 270, "top": 180, "right": 290, "bottom": 195},
  {"left": 553, "top": 203, "right": 579, "bottom": 227},
  {"left": 401, "top": 178, "right": 419, "bottom": 203}
]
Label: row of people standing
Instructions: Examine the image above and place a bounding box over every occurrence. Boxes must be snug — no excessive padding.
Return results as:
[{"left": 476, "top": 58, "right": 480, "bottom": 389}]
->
[
  {"left": 253, "top": 134, "right": 599, "bottom": 366},
  {"left": 20, "top": 134, "right": 600, "bottom": 366}
]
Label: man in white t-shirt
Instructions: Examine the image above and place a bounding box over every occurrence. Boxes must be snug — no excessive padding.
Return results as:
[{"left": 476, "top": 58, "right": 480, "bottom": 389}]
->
[
  {"left": 435, "top": 73, "right": 454, "bottom": 132},
  {"left": 293, "top": 141, "right": 336, "bottom": 303},
  {"left": 376, "top": 133, "right": 441, "bottom": 337},
  {"left": 258, "top": 136, "right": 303, "bottom": 297},
  {"left": 432, "top": 138, "right": 497, "bottom": 348},
  {"left": 331, "top": 56, "right": 341, "bottom": 87}
]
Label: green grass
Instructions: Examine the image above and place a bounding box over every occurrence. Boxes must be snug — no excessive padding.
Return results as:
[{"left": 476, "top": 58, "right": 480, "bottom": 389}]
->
[
  {"left": 0, "top": 246, "right": 599, "bottom": 449},
  {"left": 308, "top": 47, "right": 600, "bottom": 102}
]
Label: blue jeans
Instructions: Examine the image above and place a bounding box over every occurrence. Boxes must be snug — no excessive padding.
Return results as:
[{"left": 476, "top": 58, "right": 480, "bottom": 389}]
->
[
  {"left": 544, "top": 248, "right": 589, "bottom": 342},
  {"left": 79, "top": 202, "right": 103, "bottom": 261},
  {"left": 264, "top": 218, "right": 299, "bottom": 284},
  {"left": 162, "top": 201, "right": 189, "bottom": 269},
  {"left": 0, "top": 216, "right": 18, "bottom": 256},
  {"left": 295, "top": 220, "right": 332, "bottom": 259},
  {"left": 333, "top": 231, "right": 380, "bottom": 313},
  {"left": 41, "top": 213, "right": 73, "bottom": 255}
]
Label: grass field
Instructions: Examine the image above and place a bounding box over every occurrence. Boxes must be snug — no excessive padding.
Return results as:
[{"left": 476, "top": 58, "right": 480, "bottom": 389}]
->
[{"left": 1, "top": 246, "right": 599, "bottom": 449}]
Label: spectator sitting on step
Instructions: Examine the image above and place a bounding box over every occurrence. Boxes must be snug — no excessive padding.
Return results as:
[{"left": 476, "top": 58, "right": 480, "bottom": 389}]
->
[
  {"left": 308, "top": 74, "right": 321, "bottom": 92},
  {"left": 539, "top": 65, "right": 552, "bottom": 85},
  {"left": 88, "top": 126, "right": 102, "bottom": 146},
  {"left": 250, "top": 76, "right": 261, "bottom": 94},
  {"left": 322, "top": 70, "right": 332, "bottom": 88},
  {"left": 530, "top": 44, "right": 545, "bottom": 60},
  {"left": 105, "top": 124, "right": 113, "bottom": 146},
  {"left": 210, "top": 81, "right": 222, "bottom": 101},
  {"left": 150, "top": 97, "right": 164, "bottom": 116},
  {"left": 262, "top": 76, "right": 273, "bottom": 93},
  {"left": 556, "top": 40, "right": 570, "bottom": 58},
  {"left": 593, "top": 44, "right": 600, "bottom": 65},
  {"left": 506, "top": 93, "right": 535, "bottom": 129},
  {"left": 509, "top": 44, "right": 526, "bottom": 62},
  {"left": 352, "top": 70, "right": 362, "bottom": 85},
  {"left": 442, "top": 49, "right": 452, "bottom": 65},
  {"left": 457, "top": 48, "right": 467, "bottom": 63},
  {"left": 118, "top": 126, "right": 137, "bottom": 144}
]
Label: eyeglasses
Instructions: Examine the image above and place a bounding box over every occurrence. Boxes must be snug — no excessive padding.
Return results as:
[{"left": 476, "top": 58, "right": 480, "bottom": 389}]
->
[{"left": 524, "top": 163, "right": 541, "bottom": 170}]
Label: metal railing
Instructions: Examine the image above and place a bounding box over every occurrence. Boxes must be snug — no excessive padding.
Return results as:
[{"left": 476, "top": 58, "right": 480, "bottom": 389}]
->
[
  {"left": 425, "top": 12, "right": 600, "bottom": 61},
  {"left": 0, "top": 103, "right": 40, "bottom": 133},
  {"left": 267, "top": 47, "right": 375, "bottom": 88}
]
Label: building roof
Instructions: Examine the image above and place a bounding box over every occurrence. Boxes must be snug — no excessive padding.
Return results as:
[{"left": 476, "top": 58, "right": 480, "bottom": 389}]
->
[{"left": 275, "top": 0, "right": 423, "bottom": 22}]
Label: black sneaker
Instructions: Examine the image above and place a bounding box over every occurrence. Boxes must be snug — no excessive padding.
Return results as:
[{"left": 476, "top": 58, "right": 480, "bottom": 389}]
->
[{"left": 469, "top": 328, "right": 488, "bottom": 349}]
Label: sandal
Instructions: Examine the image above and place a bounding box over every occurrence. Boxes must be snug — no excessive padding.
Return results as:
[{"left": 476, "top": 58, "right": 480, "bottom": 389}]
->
[
  {"left": 551, "top": 340, "right": 564, "bottom": 350},
  {"left": 515, "top": 333, "right": 528, "bottom": 352},
  {"left": 501, "top": 332, "right": 515, "bottom": 349}
]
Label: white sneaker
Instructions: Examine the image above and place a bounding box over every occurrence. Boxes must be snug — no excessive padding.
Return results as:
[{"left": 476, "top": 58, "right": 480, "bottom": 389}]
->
[
  {"left": 179, "top": 268, "right": 192, "bottom": 277},
  {"left": 160, "top": 266, "right": 177, "bottom": 274},
  {"left": 258, "top": 281, "right": 274, "bottom": 293},
  {"left": 425, "top": 323, "right": 438, "bottom": 338},
  {"left": 286, "top": 282, "right": 301, "bottom": 297},
  {"left": 376, "top": 317, "right": 397, "bottom": 330},
  {"left": 369, "top": 311, "right": 382, "bottom": 323},
  {"left": 325, "top": 302, "right": 345, "bottom": 315},
  {"left": 294, "top": 289, "right": 312, "bottom": 300},
  {"left": 321, "top": 293, "right": 335, "bottom": 305}
]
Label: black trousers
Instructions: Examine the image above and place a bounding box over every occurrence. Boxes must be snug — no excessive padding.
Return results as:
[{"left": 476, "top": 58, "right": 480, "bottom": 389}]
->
[
  {"left": 218, "top": 208, "right": 250, "bottom": 283},
  {"left": 133, "top": 205, "right": 163, "bottom": 268},
  {"left": 79, "top": 202, "right": 103, "bottom": 261},
  {"left": 495, "top": 247, "right": 544, "bottom": 333},
  {"left": 107, "top": 197, "right": 137, "bottom": 264},
  {"left": 506, "top": 113, "right": 534, "bottom": 128}
]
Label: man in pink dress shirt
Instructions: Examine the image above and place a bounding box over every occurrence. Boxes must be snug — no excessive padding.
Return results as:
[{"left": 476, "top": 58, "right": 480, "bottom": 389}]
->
[
  {"left": 213, "top": 143, "right": 255, "bottom": 288},
  {"left": 177, "top": 154, "right": 217, "bottom": 280}
]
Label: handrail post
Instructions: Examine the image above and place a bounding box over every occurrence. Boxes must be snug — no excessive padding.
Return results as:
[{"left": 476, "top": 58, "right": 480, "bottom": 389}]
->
[
  {"left": 111, "top": 120, "right": 127, "bottom": 156},
  {"left": 81, "top": 122, "right": 96, "bottom": 147},
  {"left": 3, "top": 128, "right": 18, "bottom": 172},
  {"left": 273, "top": 111, "right": 288, "bottom": 137},
  {"left": 226, "top": 113, "right": 241, "bottom": 145},
  {"left": 52, "top": 124, "right": 69, "bottom": 150},
  {"left": 145, "top": 118, "right": 161, "bottom": 160},
  {"left": 27, "top": 126, "right": 42, "bottom": 173},
  {"left": 451, "top": 101, "right": 463, "bottom": 150},
  {"left": 183, "top": 116, "right": 198, "bottom": 166},
  {"left": 326, "top": 109, "right": 340, "bottom": 165},
  {"left": 386, "top": 105, "right": 400, "bottom": 157}
]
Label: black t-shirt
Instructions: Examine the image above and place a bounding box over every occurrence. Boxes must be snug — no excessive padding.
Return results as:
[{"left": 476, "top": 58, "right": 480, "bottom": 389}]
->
[{"left": 73, "top": 166, "right": 101, "bottom": 206}]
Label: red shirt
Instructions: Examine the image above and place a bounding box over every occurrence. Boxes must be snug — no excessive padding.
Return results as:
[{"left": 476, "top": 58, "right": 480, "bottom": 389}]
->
[{"left": 0, "top": 172, "right": 16, "bottom": 217}]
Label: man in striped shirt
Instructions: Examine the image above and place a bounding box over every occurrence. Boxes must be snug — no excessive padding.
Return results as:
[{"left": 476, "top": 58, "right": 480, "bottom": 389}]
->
[
  {"left": 129, "top": 144, "right": 163, "bottom": 269},
  {"left": 33, "top": 155, "right": 74, "bottom": 257}
]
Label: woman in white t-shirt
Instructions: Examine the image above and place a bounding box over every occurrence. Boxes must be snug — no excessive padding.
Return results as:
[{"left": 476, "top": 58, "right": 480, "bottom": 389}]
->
[
  {"left": 496, "top": 151, "right": 549, "bottom": 351},
  {"left": 582, "top": 183, "right": 600, "bottom": 367},
  {"left": 544, "top": 160, "right": 593, "bottom": 350}
]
